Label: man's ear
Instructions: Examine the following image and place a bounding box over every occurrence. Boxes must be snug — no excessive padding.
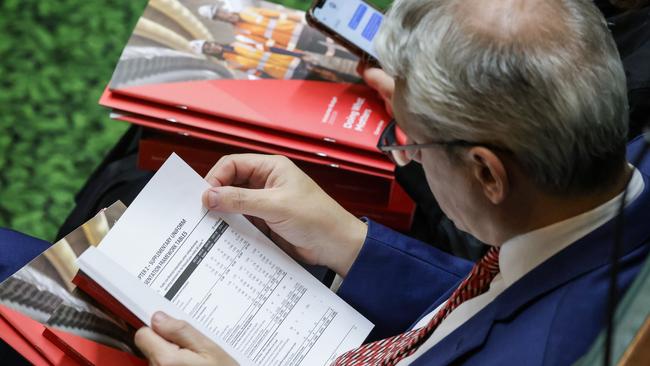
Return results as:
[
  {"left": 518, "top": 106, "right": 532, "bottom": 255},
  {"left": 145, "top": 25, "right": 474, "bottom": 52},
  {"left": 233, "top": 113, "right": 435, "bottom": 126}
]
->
[{"left": 467, "top": 147, "right": 509, "bottom": 205}]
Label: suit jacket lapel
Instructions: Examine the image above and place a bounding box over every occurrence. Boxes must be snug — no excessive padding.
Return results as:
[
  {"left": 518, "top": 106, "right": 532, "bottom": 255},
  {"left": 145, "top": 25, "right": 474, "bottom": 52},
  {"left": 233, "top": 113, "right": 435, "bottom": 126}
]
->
[
  {"left": 495, "top": 172, "right": 650, "bottom": 321},
  {"left": 412, "top": 172, "right": 650, "bottom": 365},
  {"left": 411, "top": 304, "right": 498, "bottom": 366}
]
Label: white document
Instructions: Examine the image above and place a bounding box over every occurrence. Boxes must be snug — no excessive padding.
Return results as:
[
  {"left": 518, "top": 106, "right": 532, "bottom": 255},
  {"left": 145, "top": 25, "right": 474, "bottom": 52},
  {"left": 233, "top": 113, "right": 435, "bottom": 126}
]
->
[{"left": 79, "top": 153, "right": 373, "bottom": 366}]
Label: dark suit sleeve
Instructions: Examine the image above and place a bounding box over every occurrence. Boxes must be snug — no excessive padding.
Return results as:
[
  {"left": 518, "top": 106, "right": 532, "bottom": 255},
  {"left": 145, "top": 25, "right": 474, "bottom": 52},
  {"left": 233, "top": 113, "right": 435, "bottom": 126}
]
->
[
  {"left": 0, "top": 228, "right": 51, "bottom": 282},
  {"left": 337, "top": 220, "right": 472, "bottom": 341}
]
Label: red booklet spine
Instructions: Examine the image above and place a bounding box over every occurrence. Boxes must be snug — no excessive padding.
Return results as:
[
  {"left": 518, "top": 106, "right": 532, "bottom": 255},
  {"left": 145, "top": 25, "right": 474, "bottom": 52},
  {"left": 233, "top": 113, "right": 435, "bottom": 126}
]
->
[
  {"left": 136, "top": 133, "right": 416, "bottom": 230},
  {"left": 112, "top": 80, "right": 390, "bottom": 154},
  {"left": 137, "top": 134, "right": 394, "bottom": 206},
  {"left": 100, "top": 89, "right": 393, "bottom": 172},
  {"left": 116, "top": 111, "right": 393, "bottom": 179},
  {"left": 42, "top": 327, "right": 147, "bottom": 366},
  {"left": 41, "top": 329, "right": 95, "bottom": 366},
  {"left": 72, "top": 271, "right": 144, "bottom": 329}
]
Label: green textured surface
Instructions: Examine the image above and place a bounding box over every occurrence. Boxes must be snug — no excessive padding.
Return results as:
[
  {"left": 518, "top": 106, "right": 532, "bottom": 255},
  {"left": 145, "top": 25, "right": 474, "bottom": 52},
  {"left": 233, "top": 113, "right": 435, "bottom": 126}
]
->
[
  {"left": 0, "top": 0, "right": 392, "bottom": 241},
  {"left": 0, "top": 0, "right": 147, "bottom": 240}
]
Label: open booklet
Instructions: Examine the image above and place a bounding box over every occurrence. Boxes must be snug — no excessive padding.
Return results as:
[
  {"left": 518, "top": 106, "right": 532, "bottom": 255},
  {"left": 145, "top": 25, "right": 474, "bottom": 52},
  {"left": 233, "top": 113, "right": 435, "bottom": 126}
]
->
[{"left": 73, "top": 153, "right": 373, "bottom": 366}]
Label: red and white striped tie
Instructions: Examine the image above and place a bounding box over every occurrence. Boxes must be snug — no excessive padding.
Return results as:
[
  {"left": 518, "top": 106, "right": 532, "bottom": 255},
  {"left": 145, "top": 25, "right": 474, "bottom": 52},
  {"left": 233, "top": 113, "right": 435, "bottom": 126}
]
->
[{"left": 334, "top": 246, "right": 501, "bottom": 366}]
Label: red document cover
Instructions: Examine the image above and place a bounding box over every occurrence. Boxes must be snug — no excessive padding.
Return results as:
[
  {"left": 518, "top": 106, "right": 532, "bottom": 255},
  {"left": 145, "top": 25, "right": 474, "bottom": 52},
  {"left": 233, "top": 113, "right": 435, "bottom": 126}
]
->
[
  {"left": 137, "top": 132, "right": 394, "bottom": 206},
  {"left": 106, "top": 0, "right": 391, "bottom": 154},
  {"left": 0, "top": 305, "right": 79, "bottom": 366},
  {"left": 136, "top": 132, "right": 415, "bottom": 231},
  {"left": 42, "top": 327, "right": 146, "bottom": 366},
  {"left": 112, "top": 80, "right": 390, "bottom": 153},
  {"left": 102, "top": 0, "right": 413, "bottom": 228},
  {"left": 100, "top": 89, "right": 393, "bottom": 173},
  {"left": 0, "top": 305, "right": 144, "bottom": 366},
  {"left": 114, "top": 111, "right": 393, "bottom": 179},
  {"left": 0, "top": 312, "right": 50, "bottom": 365},
  {"left": 341, "top": 176, "right": 416, "bottom": 232},
  {"left": 71, "top": 272, "right": 144, "bottom": 330}
]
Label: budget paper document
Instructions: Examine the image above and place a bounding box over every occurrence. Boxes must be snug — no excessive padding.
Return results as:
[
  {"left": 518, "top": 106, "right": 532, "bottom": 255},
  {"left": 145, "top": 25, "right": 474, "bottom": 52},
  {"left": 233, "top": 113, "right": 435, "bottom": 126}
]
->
[{"left": 93, "top": 153, "right": 373, "bottom": 366}]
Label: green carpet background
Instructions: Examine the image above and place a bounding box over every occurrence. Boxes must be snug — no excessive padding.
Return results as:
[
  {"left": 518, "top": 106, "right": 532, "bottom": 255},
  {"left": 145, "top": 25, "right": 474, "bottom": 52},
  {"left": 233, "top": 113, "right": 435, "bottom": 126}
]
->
[{"left": 0, "top": 0, "right": 391, "bottom": 241}]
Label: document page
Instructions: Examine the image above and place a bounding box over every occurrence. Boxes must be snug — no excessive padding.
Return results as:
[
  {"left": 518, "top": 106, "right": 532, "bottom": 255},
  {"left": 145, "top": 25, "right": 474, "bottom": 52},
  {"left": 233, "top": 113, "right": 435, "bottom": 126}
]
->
[{"left": 94, "top": 154, "right": 373, "bottom": 366}]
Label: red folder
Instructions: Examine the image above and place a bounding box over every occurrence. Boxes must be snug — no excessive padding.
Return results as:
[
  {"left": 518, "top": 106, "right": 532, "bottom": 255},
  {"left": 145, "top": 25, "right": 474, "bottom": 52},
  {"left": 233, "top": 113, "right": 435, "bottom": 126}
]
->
[
  {"left": 135, "top": 131, "right": 415, "bottom": 231},
  {"left": 343, "top": 186, "right": 415, "bottom": 232},
  {"left": 42, "top": 327, "right": 146, "bottom": 366},
  {"left": 112, "top": 79, "right": 390, "bottom": 153},
  {"left": 0, "top": 305, "right": 145, "bottom": 366},
  {"left": 0, "top": 305, "right": 79, "bottom": 366},
  {"left": 113, "top": 111, "right": 393, "bottom": 179},
  {"left": 71, "top": 272, "right": 144, "bottom": 330},
  {"left": 137, "top": 132, "right": 393, "bottom": 206},
  {"left": 0, "top": 313, "right": 50, "bottom": 365},
  {"left": 100, "top": 88, "right": 393, "bottom": 173}
]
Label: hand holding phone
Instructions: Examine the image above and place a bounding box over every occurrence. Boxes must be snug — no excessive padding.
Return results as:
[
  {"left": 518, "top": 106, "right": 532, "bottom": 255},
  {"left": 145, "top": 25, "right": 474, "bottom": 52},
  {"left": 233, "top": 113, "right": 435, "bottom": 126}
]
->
[
  {"left": 307, "top": 0, "right": 384, "bottom": 64},
  {"left": 359, "top": 66, "right": 395, "bottom": 117}
]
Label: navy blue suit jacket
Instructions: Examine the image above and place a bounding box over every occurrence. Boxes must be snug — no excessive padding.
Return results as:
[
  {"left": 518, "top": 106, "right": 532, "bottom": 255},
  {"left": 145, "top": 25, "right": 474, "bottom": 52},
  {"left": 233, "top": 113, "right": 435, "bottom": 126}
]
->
[
  {"left": 339, "top": 136, "right": 650, "bottom": 365},
  {"left": 0, "top": 228, "right": 50, "bottom": 282}
]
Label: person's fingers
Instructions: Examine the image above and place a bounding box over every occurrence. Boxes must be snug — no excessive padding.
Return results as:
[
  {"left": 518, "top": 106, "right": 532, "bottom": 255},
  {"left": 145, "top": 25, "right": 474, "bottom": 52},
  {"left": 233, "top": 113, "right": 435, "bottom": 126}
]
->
[
  {"left": 362, "top": 67, "right": 395, "bottom": 100},
  {"left": 204, "top": 154, "right": 256, "bottom": 187},
  {"left": 150, "top": 312, "right": 214, "bottom": 352},
  {"left": 134, "top": 326, "right": 178, "bottom": 363},
  {"left": 204, "top": 154, "right": 280, "bottom": 188},
  {"left": 203, "top": 186, "right": 284, "bottom": 220},
  {"left": 363, "top": 67, "right": 395, "bottom": 116}
]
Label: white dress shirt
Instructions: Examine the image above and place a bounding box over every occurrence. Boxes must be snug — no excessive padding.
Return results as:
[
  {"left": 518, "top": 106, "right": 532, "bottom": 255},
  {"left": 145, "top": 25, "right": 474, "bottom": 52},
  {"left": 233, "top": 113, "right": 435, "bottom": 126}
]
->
[{"left": 397, "top": 168, "right": 644, "bottom": 365}]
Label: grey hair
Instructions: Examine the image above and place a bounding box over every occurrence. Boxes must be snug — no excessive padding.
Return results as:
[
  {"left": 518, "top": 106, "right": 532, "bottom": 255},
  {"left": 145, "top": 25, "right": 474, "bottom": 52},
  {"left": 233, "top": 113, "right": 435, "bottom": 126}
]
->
[{"left": 375, "top": 0, "right": 629, "bottom": 194}]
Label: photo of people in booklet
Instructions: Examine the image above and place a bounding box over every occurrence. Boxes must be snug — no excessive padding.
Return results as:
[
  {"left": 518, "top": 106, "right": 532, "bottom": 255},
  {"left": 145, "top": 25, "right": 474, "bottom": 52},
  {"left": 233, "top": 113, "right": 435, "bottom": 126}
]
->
[
  {"left": 0, "top": 202, "right": 136, "bottom": 352},
  {"left": 110, "top": 0, "right": 361, "bottom": 89}
]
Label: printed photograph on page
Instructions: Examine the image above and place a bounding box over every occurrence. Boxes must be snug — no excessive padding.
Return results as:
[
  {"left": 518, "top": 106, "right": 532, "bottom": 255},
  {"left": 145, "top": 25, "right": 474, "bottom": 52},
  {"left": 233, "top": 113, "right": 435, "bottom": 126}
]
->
[
  {"left": 0, "top": 202, "right": 136, "bottom": 352},
  {"left": 109, "top": 0, "right": 362, "bottom": 89}
]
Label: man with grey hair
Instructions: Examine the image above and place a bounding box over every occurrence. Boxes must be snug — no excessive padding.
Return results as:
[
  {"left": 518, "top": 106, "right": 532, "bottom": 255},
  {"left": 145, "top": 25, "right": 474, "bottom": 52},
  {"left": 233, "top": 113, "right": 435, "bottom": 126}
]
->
[
  {"left": 132, "top": 0, "right": 650, "bottom": 365},
  {"left": 377, "top": 0, "right": 650, "bottom": 268}
]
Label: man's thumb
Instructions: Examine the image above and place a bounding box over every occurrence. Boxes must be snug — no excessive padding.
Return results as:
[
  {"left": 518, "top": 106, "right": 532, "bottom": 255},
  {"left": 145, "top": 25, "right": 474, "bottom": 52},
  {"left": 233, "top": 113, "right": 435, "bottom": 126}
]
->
[
  {"left": 151, "top": 312, "right": 212, "bottom": 351},
  {"left": 203, "top": 186, "right": 274, "bottom": 218}
]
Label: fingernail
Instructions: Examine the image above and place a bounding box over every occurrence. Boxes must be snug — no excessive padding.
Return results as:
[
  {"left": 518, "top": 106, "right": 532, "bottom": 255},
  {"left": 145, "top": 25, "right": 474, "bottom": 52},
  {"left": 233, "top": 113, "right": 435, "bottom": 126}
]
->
[
  {"left": 207, "top": 189, "right": 219, "bottom": 208},
  {"left": 152, "top": 311, "right": 168, "bottom": 325}
]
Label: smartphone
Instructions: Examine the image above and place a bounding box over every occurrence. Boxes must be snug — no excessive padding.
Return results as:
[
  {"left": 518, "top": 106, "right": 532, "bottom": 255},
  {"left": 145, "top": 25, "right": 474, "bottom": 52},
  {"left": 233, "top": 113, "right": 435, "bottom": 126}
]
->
[{"left": 306, "top": 0, "right": 384, "bottom": 64}]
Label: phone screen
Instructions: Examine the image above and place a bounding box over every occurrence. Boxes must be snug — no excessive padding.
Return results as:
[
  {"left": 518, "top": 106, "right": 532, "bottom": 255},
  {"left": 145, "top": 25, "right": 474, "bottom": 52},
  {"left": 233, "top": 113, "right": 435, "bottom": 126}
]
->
[{"left": 312, "top": 0, "right": 383, "bottom": 59}]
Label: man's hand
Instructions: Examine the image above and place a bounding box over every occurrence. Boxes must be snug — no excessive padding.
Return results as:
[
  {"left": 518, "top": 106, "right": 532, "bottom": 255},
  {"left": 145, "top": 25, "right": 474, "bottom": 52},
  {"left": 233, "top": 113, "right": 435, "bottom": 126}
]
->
[
  {"left": 357, "top": 63, "right": 395, "bottom": 117},
  {"left": 202, "top": 154, "right": 368, "bottom": 277},
  {"left": 135, "top": 312, "right": 238, "bottom": 366}
]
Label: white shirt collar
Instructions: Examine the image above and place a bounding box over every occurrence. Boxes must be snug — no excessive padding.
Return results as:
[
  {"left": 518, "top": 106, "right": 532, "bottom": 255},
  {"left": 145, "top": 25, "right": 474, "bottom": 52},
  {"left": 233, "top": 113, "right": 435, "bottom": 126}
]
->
[{"left": 499, "top": 168, "right": 645, "bottom": 287}]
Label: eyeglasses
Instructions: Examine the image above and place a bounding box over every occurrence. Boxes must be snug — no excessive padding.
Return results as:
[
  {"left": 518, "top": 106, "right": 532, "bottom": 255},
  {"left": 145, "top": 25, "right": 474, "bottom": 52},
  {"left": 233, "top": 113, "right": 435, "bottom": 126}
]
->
[{"left": 377, "top": 119, "right": 508, "bottom": 166}]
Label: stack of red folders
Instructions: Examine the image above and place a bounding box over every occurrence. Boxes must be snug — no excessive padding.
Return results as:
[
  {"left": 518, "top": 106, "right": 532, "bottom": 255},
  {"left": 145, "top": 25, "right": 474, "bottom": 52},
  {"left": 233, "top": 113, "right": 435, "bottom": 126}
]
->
[{"left": 99, "top": 0, "right": 414, "bottom": 231}]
